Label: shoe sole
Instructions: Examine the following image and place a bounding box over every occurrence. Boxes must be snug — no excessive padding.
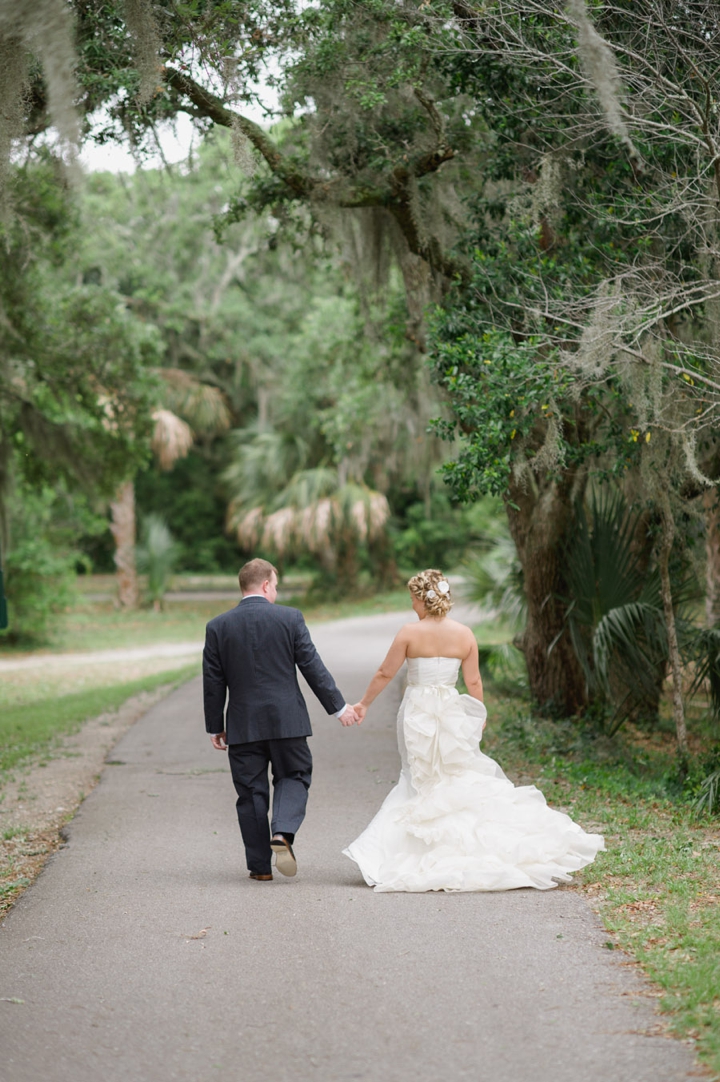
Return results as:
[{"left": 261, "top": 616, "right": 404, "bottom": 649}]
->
[{"left": 270, "top": 839, "right": 297, "bottom": 877}]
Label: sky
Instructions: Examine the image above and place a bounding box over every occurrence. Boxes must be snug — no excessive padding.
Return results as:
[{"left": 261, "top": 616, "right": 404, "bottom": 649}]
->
[
  {"left": 79, "top": 80, "right": 278, "bottom": 174},
  {"left": 79, "top": 113, "right": 198, "bottom": 173}
]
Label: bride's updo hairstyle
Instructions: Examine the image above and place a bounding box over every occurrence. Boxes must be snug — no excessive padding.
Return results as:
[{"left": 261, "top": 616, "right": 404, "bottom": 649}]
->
[{"left": 408, "top": 569, "right": 452, "bottom": 617}]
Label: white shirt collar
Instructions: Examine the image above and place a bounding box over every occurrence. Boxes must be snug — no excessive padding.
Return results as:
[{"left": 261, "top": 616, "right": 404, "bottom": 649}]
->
[{"left": 241, "top": 593, "right": 268, "bottom": 600}]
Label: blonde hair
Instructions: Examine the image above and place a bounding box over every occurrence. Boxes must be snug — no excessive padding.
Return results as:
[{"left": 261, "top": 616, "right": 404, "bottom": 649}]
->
[{"left": 407, "top": 569, "right": 452, "bottom": 617}]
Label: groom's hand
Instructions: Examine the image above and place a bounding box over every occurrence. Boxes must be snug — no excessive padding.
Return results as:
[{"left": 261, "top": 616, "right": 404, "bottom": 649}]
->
[
  {"left": 210, "top": 732, "right": 228, "bottom": 750},
  {"left": 339, "top": 705, "right": 358, "bottom": 727}
]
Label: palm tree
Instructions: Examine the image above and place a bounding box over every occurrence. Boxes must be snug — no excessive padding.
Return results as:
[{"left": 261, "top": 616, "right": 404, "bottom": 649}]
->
[
  {"left": 226, "top": 461, "right": 390, "bottom": 595},
  {"left": 111, "top": 369, "right": 230, "bottom": 608},
  {"left": 561, "top": 491, "right": 670, "bottom": 733}
]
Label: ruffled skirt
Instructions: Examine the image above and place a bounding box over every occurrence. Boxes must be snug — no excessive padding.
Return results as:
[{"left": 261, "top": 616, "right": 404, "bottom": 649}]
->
[{"left": 343, "top": 685, "right": 604, "bottom": 893}]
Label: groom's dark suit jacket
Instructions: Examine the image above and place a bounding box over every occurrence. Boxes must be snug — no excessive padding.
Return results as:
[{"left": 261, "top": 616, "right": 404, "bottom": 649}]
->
[{"left": 202, "top": 596, "right": 345, "bottom": 744}]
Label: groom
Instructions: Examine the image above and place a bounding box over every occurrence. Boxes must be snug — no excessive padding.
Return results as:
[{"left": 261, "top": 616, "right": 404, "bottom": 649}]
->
[{"left": 203, "top": 558, "right": 359, "bottom": 881}]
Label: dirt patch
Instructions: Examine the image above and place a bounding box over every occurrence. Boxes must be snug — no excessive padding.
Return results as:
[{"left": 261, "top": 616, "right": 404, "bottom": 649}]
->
[{"left": 0, "top": 684, "right": 173, "bottom": 914}]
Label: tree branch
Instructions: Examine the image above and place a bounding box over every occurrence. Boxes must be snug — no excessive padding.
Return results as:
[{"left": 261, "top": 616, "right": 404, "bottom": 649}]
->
[
  {"left": 163, "top": 67, "right": 313, "bottom": 197},
  {"left": 162, "top": 66, "right": 465, "bottom": 280}
]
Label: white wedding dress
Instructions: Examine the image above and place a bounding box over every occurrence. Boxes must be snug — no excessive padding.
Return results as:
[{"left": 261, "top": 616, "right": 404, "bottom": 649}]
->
[{"left": 343, "top": 657, "right": 604, "bottom": 893}]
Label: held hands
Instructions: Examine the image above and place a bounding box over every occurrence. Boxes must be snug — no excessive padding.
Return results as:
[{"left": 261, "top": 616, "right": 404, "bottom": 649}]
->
[
  {"left": 339, "top": 705, "right": 360, "bottom": 727},
  {"left": 339, "top": 702, "right": 368, "bottom": 726}
]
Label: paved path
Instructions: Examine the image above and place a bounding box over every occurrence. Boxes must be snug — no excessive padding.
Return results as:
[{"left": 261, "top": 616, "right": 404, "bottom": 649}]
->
[{"left": 0, "top": 612, "right": 696, "bottom": 1082}]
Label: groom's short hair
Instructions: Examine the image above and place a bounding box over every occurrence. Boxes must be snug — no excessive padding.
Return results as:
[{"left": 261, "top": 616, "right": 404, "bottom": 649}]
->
[{"left": 239, "top": 558, "right": 279, "bottom": 593}]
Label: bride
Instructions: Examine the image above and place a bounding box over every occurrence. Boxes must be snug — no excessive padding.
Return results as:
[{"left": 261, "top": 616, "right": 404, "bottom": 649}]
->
[{"left": 343, "top": 569, "right": 604, "bottom": 893}]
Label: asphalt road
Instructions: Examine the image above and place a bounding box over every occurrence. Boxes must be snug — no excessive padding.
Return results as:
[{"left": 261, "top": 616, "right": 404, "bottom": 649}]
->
[{"left": 0, "top": 610, "right": 697, "bottom": 1082}]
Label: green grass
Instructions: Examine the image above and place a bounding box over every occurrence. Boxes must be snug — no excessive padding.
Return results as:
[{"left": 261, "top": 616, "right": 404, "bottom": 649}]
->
[
  {"left": 482, "top": 690, "right": 720, "bottom": 1077},
  {"left": 0, "top": 598, "right": 226, "bottom": 655},
  {"left": 0, "top": 662, "right": 199, "bottom": 775},
  {"left": 0, "top": 583, "right": 413, "bottom": 656},
  {"left": 0, "top": 580, "right": 414, "bottom": 783}
]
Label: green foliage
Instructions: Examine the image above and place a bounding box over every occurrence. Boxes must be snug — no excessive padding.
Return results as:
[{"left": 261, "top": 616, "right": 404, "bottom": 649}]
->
[
  {"left": 134, "top": 451, "right": 241, "bottom": 572},
  {"left": 0, "top": 483, "right": 102, "bottom": 643},
  {"left": 686, "top": 627, "right": 720, "bottom": 724},
  {"left": 563, "top": 491, "right": 668, "bottom": 732},
  {"left": 673, "top": 745, "right": 720, "bottom": 816},
  {"left": 464, "top": 538, "right": 525, "bottom": 632},
  {"left": 3, "top": 538, "right": 75, "bottom": 645},
  {"left": 392, "top": 499, "right": 461, "bottom": 572},
  {"left": 71, "top": 1, "right": 297, "bottom": 151},
  {"left": 136, "top": 514, "right": 179, "bottom": 608},
  {"left": 431, "top": 297, "right": 635, "bottom": 507},
  {"left": 392, "top": 492, "right": 501, "bottom": 573},
  {"left": 428, "top": 2, "right": 720, "bottom": 506},
  {"left": 79, "top": 134, "right": 448, "bottom": 584},
  {"left": 0, "top": 155, "right": 160, "bottom": 535}
]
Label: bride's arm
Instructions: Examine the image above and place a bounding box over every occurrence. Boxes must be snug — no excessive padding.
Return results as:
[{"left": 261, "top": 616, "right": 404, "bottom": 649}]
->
[
  {"left": 461, "top": 633, "right": 484, "bottom": 702},
  {"left": 354, "top": 629, "right": 410, "bottom": 719}
]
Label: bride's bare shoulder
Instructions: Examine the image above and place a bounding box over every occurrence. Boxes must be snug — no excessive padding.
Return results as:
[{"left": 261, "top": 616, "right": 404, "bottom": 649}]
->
[{"left": 445, "top": 619, "right": 477, "bottom": 650}]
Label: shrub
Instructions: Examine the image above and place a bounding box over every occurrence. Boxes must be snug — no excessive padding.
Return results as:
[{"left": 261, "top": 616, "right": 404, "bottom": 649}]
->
[
  {"left": 136, "top": 514, "right": 179, "bottom": 610},
  {"left": 3, "top": 536, "right": 76, "bottom": 643}
]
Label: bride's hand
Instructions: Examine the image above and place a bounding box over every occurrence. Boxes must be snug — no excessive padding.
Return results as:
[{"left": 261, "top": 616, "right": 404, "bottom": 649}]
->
[{"left": 353, "top": 702, "right": 367, "bottom": 723}]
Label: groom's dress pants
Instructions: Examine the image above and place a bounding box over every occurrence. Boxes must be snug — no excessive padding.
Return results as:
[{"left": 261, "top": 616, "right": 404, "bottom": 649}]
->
[{"left": 228, "top": 737, "right": 313, "bottom": 875}]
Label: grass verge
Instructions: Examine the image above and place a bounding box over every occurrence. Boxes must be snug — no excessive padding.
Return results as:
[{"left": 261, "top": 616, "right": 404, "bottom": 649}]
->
[
  {"left": 0, "top": 663, "right": 199, "bottom": 776},
  {"left": 483, "top": 695, "right": 720, "bottom": 1078},
  {"left": 1, "top": 826, "right": 63, "bottom": 916},
  {"left": 0, "top": 664, "right": 199, "bottom": 915},
  {"left": 0, "top": 585, "right": 413, "bottom": 656}
]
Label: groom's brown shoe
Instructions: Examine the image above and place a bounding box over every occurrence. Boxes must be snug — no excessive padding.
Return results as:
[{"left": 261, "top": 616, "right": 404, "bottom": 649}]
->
[
  {"left": 270, "top": 835, "right": 297, "bottom": 877},
  {"left": 249, "top": 872, "right": 273, "bottom": 881}
]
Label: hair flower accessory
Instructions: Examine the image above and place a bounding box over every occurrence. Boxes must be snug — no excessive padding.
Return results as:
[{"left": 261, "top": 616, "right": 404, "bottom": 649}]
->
[
  {"left": 437, "top": 580, "right": 450, "bottom": 595},
  {"left": 425, "top": 589, "right": 437, "bottom": 600}
]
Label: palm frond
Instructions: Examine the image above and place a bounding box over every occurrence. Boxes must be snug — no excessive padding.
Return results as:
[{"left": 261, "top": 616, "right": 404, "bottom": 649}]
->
[
  {"left": 282, "top": 468, "right": 338, "bottom": 510},
  {"left": 151, "top": 409, "right": 194, "bottom": 470},
  {"left": 299, "top": 497, "right": 336, "bottom": 550},
  {"left": 694, "top": 770, "right": 720, "bottom": 816},
  {"left": 261, "top": 507, "right": 298, "bottom": 556},
  {"left": 235, "top": 506, "right": 264, "bottom": 549},
  {"left": 686, "top": 627, "right": 720, "bottom": 721},
  {"left": 224, "top": 428, "right": 308, "bottom": 530},
  {"left": 462, "top": 538, "right": 526, "bottom": 632},
  {"left": 592, "top": 601, "right": 667, "bottom": 699},
  {"left": 566, "top": 489, "right": 647, "bottom": 627},
  {"left": 334, "top": 483, "right": 390, "bottom": 543},
  {"left": 229, "top": 462, "right": 390, "bottom": 566},
  {"left": 159, "top": 368, "right": 231, "bottom": 433},
  {"left": 564, "top": 488, "right": 671, "bottom": 729}
]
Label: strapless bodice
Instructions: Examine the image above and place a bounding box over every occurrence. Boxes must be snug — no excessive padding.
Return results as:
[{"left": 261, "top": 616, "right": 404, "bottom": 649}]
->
[{"left": 406, "top": 656, "right": 461, "bottom": 687}]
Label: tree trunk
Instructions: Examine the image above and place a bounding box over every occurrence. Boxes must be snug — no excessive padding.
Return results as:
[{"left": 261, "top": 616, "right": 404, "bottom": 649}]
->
[
  {"left": 370, "top": 532, "right": 398, "bottom": 590},
  {"left": 704, "top": 487, "right": 720, "bottom": 626},
  {"left": 658, "top": 497, "right": 688, "bottom": 757},
  {"left": 110, "top": 479, "right": 139, "bottom": 609},
  {"left": 506, "top": 472, "right": 588, "bottom": 716},
  {"left": 336, "top": 533, "right": 359, "bottom": 596},
  {"left": 622, "top": 502, "right": 663, "bottom": 726}
]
